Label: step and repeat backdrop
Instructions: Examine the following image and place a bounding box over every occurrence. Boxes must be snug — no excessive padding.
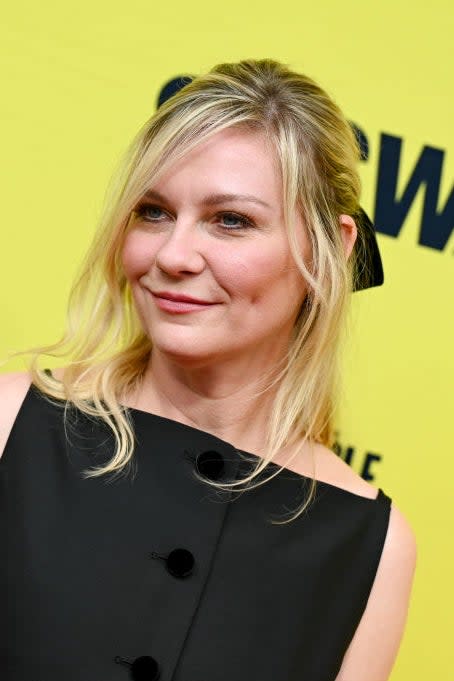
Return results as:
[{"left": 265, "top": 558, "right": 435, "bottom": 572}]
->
[{"left": 1, "top": 1, "right": 452, "bottom": 679}]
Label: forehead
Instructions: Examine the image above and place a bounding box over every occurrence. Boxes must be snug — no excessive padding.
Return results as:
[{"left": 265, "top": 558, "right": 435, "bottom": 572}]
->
[{"left": 151, "top": 126, "right": 283, "bottom": 205}]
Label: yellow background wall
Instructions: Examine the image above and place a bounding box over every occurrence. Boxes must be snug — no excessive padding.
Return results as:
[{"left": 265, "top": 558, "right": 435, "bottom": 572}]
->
[{"left": 1, "top": 2, "right": 453, "bottom": 678}]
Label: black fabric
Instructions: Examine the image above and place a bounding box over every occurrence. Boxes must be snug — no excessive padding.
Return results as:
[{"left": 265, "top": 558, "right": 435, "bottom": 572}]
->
[{"left": 0, "top": 383, "right": 392, "bottom": 681}]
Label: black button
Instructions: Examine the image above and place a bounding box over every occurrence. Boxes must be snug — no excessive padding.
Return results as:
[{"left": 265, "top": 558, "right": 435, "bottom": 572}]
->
[
  {"left": 131, "top": 655, "right": 160, "bottom": 680},
  {"left": 195, "top": 450, "right": 225, "bottom": 480},
  {"left": 166, "top": 548, "right": 195, "bottom": 578}
]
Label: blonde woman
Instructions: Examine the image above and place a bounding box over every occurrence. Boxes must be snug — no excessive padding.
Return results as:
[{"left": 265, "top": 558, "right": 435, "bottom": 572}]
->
[{"left": 0, "top": 59, "right": 417, "bottom": 681}]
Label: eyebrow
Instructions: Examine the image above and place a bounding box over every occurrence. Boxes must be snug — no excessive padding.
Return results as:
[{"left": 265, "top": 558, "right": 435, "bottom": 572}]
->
[{"left": 142, "top": 189, "right": 272, "bottom": 209}]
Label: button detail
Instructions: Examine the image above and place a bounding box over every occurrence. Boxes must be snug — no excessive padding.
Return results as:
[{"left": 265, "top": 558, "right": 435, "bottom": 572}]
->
[
  {"left": 165, "top": 548, "right": 195, "bottom": 578},
  {"left": 195, "top": 450, "right": 225, "bottom": 480},
  {"left": 114, "top": 655, "right": 160, "bottom": 680},
  {"left": 131, "top": 656, "right": 160, "bottom": 681}
]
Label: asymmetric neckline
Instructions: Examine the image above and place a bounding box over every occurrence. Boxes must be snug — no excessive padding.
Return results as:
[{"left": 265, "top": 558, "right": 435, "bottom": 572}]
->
[
  {"left": 123, "top": 402, "right": 384, "bottom": 503},
  {"left": 38, "top": 369, "right": 383, "bottom": 504}
]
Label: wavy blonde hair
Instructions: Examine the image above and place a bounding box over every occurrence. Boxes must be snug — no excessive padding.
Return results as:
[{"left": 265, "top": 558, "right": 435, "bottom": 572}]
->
[{"left": 10, "top": 58, "right": 366, "bottom": 523}]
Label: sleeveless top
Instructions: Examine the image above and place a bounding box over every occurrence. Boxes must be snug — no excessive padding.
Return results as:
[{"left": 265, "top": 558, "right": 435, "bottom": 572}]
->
[{"left": 0, "top": 381, "right": 392, "bottom": 681}]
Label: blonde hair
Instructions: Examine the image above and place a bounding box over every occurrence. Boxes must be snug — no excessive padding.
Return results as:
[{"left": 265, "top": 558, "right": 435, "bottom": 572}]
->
[{"left": 11, "top": 58, "right": 366, "bottom": 523}]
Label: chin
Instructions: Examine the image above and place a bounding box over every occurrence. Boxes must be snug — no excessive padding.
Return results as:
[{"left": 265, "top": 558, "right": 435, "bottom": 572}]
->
[
  {"left": 158, "top": 352, "right": 221, "bottom": 370},
  {"left": 151, "top": 338, "right": 222, "bottom": 367}
]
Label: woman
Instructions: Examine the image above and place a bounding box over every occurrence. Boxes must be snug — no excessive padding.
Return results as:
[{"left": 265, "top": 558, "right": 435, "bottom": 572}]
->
[{"left": 0, "top": 59, "right": 417, "bottom": 681}]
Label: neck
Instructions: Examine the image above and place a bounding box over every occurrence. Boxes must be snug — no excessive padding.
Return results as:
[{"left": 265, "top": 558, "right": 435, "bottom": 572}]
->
[{"left": 125, "top": 347, "right": 287, "bottom": 455}]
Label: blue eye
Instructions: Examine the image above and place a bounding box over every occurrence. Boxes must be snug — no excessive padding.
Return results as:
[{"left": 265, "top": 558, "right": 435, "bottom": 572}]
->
[
  {"left": 218, "top": 212, "right": 253, "bottom": 230},
  {"left": 135, "top": 204, "right": 166, "bottom": 221}
]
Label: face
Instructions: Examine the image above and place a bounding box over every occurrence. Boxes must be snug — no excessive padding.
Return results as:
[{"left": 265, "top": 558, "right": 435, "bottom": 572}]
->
[{"left": 121, "top": 126, "right": 311, "bottom": 368}]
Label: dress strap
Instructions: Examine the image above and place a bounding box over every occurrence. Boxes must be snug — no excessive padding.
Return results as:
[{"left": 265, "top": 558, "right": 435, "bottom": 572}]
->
[{"left": 376, "top": 487, "right": 392, "bottom": 507}]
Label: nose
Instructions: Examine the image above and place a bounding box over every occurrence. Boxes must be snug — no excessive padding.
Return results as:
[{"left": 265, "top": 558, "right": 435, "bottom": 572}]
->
[{"left": 154, "top": 218, "right": 206, "bottom": 277}]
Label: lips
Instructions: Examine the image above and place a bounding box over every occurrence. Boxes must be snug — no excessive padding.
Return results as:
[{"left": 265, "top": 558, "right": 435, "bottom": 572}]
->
[
  {"left": 148, "top": 289, "right": 218, "bottom": 314},
  {"left": 151, "top": 291, "right": 215, "bottom": 305}
]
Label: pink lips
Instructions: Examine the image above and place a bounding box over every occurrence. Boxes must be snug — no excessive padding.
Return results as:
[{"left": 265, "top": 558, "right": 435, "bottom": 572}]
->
[{"left": 150, "top": 290, "right": 217, "bottom": 314}]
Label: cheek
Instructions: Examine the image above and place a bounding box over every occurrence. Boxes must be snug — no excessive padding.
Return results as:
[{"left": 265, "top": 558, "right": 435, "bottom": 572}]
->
[
  {"left": 211, "top": 247, "right": 268, "bottom": 300},
  {"left": 121, "top": 230, "right": 154, "bottom": 281},
  {"left": 231, "top": 243, "right": 299, "bottom": 295}
]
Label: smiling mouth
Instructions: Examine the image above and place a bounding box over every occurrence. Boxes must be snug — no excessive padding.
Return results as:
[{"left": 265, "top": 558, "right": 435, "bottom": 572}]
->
[
  {"left": 149, "top": 292, "right": 218, "bottom": 314},
  {"left": 151, "top": 290, "right": 215, "bottom": 305}
]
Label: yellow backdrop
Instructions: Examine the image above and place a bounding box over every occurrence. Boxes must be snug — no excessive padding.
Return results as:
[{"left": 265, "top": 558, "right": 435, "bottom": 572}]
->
[{"left": 1, "top": 2, "right": 453, "bottom": 679}]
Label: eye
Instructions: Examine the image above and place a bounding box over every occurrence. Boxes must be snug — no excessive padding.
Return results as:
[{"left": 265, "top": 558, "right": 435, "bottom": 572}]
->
[
  {"left": 134, "top": 204, "right": 168, "bottom": 222},
  {"left": 217, "top": 212, "right": 254, "bottom": 230}
]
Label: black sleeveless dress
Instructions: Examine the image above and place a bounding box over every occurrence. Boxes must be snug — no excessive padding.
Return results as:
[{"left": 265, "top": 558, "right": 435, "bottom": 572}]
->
[{"left": 0, "top": 381, "right": 392, "bottom": 681}]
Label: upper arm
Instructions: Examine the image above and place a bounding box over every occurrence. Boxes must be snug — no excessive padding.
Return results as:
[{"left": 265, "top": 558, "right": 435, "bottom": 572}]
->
[
  {"left": 0, "top": 371, "right": 32, "bottom": 459},
  {"left": 334, "top": 502, "right": 418, "bottom": 681}
]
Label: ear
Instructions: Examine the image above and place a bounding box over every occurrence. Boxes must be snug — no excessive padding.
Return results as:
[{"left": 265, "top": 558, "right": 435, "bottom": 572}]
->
[{"left": 339, "top": 214, "right": 358, "bottom": 261}]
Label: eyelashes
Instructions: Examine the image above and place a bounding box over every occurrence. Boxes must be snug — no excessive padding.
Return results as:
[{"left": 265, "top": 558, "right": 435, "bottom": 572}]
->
[
  {"left": 217, "top": 212, "right": 254, "bottom": 230},
  {"left": 133, "top": 203, "right": 256, "bottom": 231}
]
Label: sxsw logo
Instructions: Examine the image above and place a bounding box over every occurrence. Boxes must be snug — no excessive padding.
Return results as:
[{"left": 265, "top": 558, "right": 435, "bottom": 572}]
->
[
  {"left": 158, "top": 77, "right": 454, "bottom": 255},
  {"left": 353, "top": 125, "right": 453, "bottom": 253}
]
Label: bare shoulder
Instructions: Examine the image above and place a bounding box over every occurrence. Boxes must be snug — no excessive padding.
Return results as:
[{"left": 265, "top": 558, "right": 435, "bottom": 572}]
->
[
  {"left": 0, "top": 370, "right": 33, "bottom": 460},
  {"left": 334, "top": 500, "right": 418, "bottom": 681},
  {"left": 311, "top": 443, "right": 381, "bottom": 500}
]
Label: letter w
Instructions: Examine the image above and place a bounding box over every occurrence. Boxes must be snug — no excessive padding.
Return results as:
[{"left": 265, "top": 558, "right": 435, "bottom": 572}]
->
[{"left": 374, "top": 133, "right": 454, "bottom": 251}]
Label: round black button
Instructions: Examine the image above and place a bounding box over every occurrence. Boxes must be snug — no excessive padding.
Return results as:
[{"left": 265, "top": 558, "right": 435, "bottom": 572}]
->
[
  {"left": 130, "top": 655, "right": 160, "bottom": 681},
  {"left": 195, "top": 450, "right": 225, "bottom": 480},
  {"left": 166, "top": 548, "right": 195, "bottom": 578}
]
